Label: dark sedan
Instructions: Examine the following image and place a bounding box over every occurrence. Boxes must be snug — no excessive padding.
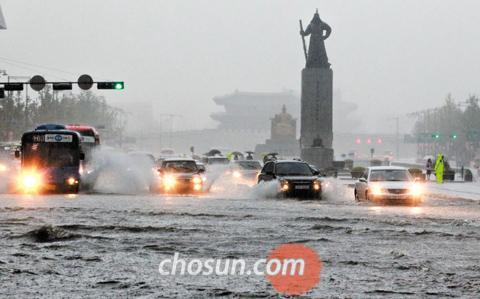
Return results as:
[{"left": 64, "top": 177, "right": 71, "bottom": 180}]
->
[{"left": 257, "top": 160, "right": 322, "bottom": 199}]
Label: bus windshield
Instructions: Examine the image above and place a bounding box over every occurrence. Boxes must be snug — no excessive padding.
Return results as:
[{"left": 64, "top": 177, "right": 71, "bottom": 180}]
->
[{"left": 22, "top": 142, "right": 79, "bottom": 168}]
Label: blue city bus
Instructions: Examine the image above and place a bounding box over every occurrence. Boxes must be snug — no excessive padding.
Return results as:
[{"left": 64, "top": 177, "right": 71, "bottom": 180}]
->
[{"left": 16, "top": 128, "right": 84, "bottom": 193}]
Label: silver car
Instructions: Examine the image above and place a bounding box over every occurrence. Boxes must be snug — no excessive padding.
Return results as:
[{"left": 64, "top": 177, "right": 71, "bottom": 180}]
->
[{"left": 354, "top": 166, "right": 422, "bottom": 205}]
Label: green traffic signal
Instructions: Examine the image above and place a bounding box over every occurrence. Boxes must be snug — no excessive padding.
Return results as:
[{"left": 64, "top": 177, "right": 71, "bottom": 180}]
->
[
  {"left": 114, "top": 82, "right": 124, "bottom": 90},
  {"left": 452, "top": 134, "right": 458, "bottom": 139},
  {"left": 432, "top": 133, "right": 440, "bottom": 139},
  {"left": 97, "top": 81, "right": 124, "bottom": 90}
]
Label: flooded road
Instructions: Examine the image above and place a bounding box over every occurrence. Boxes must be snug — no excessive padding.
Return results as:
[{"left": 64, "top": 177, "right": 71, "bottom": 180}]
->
[{"left": 0, "top": 182, "right": 479, "bottom": 297}]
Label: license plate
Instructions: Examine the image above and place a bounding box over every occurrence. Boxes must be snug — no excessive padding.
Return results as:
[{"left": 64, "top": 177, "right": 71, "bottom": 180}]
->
[{"left": 295, "top": 185, "right": 310, "bottom": 190}]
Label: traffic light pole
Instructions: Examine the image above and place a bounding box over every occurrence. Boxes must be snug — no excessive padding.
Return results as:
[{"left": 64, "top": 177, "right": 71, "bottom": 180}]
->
[{"left": 0, "top": 74, "right": 124, "bottom": 98}]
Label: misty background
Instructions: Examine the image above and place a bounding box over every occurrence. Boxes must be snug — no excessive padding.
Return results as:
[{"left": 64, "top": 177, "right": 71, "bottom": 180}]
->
[{"left": 1, "top": 0, "right": 479, "bottom": 135}]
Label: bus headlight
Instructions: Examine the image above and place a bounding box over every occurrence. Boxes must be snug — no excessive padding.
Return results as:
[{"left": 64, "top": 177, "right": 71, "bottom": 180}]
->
[
  {"left": 0, "top": 164, "right": 8, "bottom": 172},
  {"left": 18, "top": 171, "right": 42, "bottom": 192}
]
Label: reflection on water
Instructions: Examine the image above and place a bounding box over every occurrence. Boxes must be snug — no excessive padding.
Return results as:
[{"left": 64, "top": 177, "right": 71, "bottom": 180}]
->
[
  {"left": 409, "top": 206, "right": 423, "bottom": 215},
  {"left": 368, "top": 206, "right": 383, "bottom": 213}
]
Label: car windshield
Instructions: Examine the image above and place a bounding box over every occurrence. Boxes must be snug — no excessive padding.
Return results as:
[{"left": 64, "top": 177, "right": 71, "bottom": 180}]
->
[
  {"left": 369, "top": 169, "right": 411, "bottom": 182},
  {"left": 275, "top": 162, "right": 313, "bottom": 176},
  {"left": 235, "top": 161, "right": 262, "bottom": 170},
  {"left": 163, "top": 160, "right": 198, "bottom": 173}
]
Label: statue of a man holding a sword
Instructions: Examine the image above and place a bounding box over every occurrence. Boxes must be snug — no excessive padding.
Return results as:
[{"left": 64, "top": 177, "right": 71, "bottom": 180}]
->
[{"left": 300, "top": 9, "right": 332, "bottom": 68}]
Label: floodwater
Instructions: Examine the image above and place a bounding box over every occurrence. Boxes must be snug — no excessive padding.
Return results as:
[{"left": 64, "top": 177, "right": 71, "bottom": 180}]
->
[{"left": 0, "top": 180, "right": 479, "bottom": 297}]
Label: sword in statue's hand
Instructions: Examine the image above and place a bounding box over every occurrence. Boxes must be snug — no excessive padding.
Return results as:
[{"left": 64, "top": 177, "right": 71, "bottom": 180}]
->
[{"left": 299, "top": 20, "right": 308, "bottom": 62}]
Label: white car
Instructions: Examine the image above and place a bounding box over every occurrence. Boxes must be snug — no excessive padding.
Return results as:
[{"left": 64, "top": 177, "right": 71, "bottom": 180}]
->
[{"left": 354, "top": 166, "right": 422, "bottom": 205}]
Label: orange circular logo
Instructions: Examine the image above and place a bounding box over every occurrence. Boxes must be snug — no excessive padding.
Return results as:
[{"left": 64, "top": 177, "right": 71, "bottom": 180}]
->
[{"left": 266, "top": 243, "right": 322, "bottom": 296}]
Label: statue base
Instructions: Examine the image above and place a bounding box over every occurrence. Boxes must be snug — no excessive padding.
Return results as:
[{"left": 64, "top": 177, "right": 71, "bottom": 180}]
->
[
  {"left": 300, "top": 67, "right": 333, "bottom": 149},
  {"left": 301, "top": 147, "right": 333, "bottom": 170}
]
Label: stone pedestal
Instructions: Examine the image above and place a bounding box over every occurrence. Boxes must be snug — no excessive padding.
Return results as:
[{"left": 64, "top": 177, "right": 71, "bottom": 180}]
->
[
  {"left": 300, "top": 68, "right": 333, "bottom": 148},
  {"left": 301, "top": 147, "right": 333, "bottom": 170},
  {"left": 300, "top": 67, "right": 334, "bottom": 169}
]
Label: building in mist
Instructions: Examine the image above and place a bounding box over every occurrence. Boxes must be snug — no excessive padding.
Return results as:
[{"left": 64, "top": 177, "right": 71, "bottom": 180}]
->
[
  {"left": 255, "top": 105, "right": 300, "bottom": 157},
  {"left": 119, "top": 88, "right": 415, "bottom": 159},
  {"left": 211, "top": 90, "right": 299, "bottom": 131}
]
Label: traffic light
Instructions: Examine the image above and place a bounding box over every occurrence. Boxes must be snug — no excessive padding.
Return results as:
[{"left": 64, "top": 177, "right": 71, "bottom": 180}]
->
[
  {"left": 4, "top": 83, "right": 23, "bottom": 91},
  {"left": 432, "top": 133, "right": 440, "bottom": 139},
  {"left": 52, "top": 82, "right": 72, "bottom": 91},
  {"left": 97, "top": 81, "right": 124, "bottom": 90},
  {"left": 451, "top": 133, "right": 458, "bottom": 140}
]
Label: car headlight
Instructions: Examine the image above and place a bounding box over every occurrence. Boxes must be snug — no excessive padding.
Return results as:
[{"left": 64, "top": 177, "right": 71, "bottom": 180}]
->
[
  {"left": 162, "top": 174, "right": 177, "bottom": 190},
  {"left": 410, "top": 183, "right": 422, "bottom": 196},
  {"left": 232, "top": 171, "right": 242, "bottom": 179},
  {"left": 192, "top": 175, "right": 202, "bottom": 185},
  {"left": 280, "top": 180, "right": 289, "bottom": 191},
  {"left": 370, "top": 185, "right": 387, "bottom": 195},
  {"left": 66, "top": 177, "right": 78, "bottom": 186},
  {"left": 313, "top": 180, "right": 321, "bottom": 191},
  {"left": 0, "top": 164, "right": 8, "bottom": 172}
]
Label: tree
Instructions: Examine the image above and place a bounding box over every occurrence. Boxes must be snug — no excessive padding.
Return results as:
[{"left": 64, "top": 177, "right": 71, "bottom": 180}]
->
[
  {"left": 412, "top": 94, "right": 480, "bottom": 165},
  {"left": 0, "top": 87, "right": 126, "bottom": 144}
]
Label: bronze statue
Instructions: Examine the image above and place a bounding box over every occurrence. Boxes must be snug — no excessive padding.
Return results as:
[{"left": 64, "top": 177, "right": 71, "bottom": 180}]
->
[{"left": 300, "top": 9, "right": 331, "bottom": 68}]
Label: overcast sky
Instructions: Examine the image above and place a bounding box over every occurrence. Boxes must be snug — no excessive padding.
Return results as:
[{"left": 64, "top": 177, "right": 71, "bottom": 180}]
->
[{"left": 1, "top": 0, "right": 479, "bottom": 133}]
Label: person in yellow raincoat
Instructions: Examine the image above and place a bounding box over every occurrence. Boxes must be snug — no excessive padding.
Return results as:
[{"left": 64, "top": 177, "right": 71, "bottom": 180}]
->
[{"left": 434, "top": 153, "right": 444, "bottom": 184}]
